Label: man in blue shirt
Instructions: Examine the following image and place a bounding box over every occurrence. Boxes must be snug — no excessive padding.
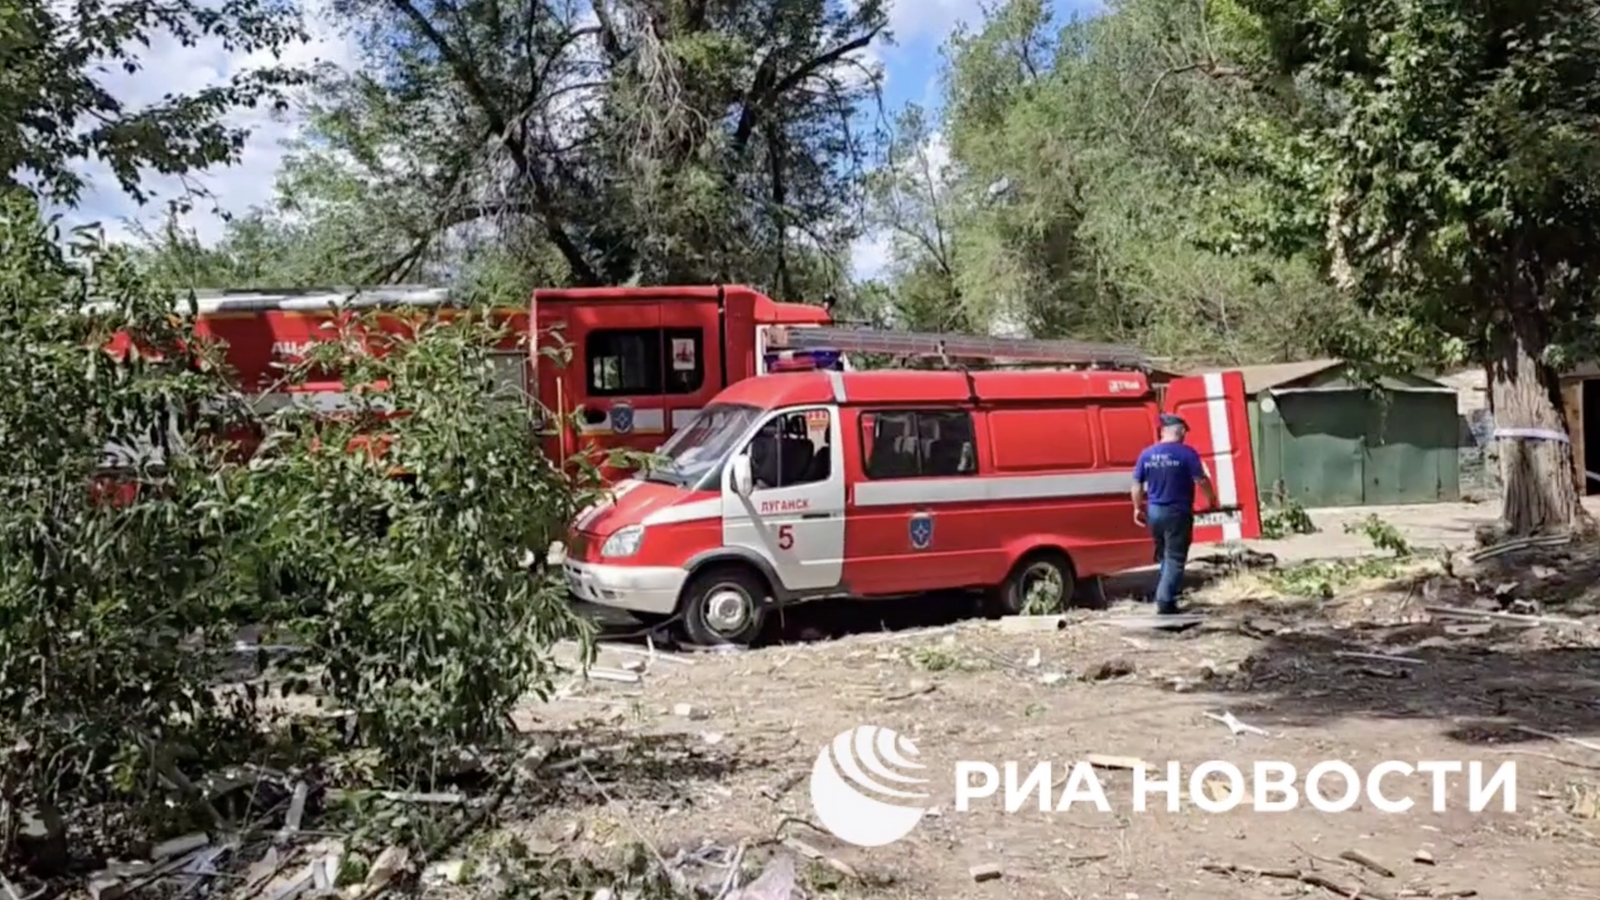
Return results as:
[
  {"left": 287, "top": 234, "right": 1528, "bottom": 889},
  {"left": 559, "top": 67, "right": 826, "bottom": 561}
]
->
[{"left": 1131, "top": 414, "right": 1217, "bottom": 615}]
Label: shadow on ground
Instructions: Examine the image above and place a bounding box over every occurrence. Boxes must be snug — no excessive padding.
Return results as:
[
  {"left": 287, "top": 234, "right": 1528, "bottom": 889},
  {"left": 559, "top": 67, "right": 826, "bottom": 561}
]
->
[
  {"left": 584, "top": 551, "right": 1261, "bottom": 646},
  {"left": 525, "top": 729, "right": 766, "bottom": 809},
  {"left": 1202, "top": 546, "right": 1600, "bottom": 746}
]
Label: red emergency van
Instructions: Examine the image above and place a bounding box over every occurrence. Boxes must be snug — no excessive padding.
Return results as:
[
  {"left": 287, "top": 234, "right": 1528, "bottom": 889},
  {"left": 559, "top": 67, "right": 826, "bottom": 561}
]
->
[{"left": 562, "top": 365, "right": 1262, "bottom": 647}]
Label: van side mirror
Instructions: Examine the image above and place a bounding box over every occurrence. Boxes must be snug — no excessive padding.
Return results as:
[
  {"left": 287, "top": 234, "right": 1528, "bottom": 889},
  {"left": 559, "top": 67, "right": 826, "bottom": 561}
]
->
[{"left": 730, "top": 454, "right": 754, "bottom": 497}]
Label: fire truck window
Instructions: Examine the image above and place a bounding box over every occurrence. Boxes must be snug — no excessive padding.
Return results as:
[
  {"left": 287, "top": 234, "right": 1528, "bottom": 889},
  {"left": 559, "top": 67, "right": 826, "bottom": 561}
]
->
[
  {"left": 861, "top": 411, "right": 919, "bottom": 479},
  {"left": 860, "top": 409, "right": 976, "bottom": 478},
  {"left": 586, "top": 328, "right": 705, "bottom": 397},
  {"left": 748, "top": 410, "right": 827, "bottom": 489},
  {"left": 919, "top": 411, "right": 977, "bottom": 476}
]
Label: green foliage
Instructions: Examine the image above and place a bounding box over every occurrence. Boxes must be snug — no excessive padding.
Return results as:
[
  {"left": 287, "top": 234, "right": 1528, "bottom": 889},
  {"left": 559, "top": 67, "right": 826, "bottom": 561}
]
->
[
  {"left": 2, "top": 0, "right": 309, "bottom": 206},
  {"left": 861, "top": 0, "right": 1356, "bottom": 363},
  {"left": 1258, "top": 500, "right": 1317, "bottom": 540},
  {"left": 1344, "top": 514, "right": 1411, "bottom": 558},
  {"left": 250, "top": 309, "right": 599, "bottom": 779},
  {"left": 0, "top": 191, "right": 272, "bottom": 819},
  {"left": 1224, "top": 0, "right": 1600, "bottom": 369},
  {"left": 1, "top": 199, "right": 598, "bottom": 847}
]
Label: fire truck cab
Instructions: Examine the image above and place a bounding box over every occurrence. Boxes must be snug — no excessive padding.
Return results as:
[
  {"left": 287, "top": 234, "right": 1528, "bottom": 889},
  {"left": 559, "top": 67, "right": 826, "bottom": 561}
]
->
[
  {"left": 531, "top": 285, "right": 836, "bottom": 469},
  {"left": 563, "top": 339, "right": 1263, "bottom": 648}
]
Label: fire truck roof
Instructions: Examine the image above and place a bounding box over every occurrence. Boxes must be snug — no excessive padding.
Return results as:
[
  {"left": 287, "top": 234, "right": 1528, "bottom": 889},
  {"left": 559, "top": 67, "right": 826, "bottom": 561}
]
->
[
  {"left": 81, "top": 283, "right": 831, "bottom": 322},
  {"left": 714, "top": 368, "right": 1152, "bottom": 409}
]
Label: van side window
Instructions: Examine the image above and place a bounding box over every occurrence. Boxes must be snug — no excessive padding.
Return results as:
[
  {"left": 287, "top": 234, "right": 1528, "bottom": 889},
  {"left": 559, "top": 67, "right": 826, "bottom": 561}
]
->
[
  {"left": 586, "top": 328, "right": 705, "bottom": 397},
  {"left": 748, "top": 409, "right": 832, "bottom": 489},
  {"left": 860, "top": 409, "right": 977, "bottom": 479}
]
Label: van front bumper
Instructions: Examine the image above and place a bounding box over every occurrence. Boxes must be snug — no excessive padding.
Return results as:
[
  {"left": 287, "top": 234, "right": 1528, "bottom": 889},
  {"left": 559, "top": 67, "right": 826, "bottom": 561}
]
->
[{"left": 564, "top": 559, "right": 685, "bottom": 616}]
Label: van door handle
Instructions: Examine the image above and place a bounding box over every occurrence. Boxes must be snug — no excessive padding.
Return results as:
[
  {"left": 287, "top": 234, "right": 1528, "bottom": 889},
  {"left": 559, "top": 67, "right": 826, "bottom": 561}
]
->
[{"left": 801, "top": 512, "right": 832, "bottom": 520}]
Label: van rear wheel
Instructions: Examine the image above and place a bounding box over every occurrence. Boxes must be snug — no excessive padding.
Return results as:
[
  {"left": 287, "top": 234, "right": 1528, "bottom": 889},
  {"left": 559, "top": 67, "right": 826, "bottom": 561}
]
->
[
  {"left": 995, "top": 550, "right": 1075, "bottom": 617},
  {"left": 681, "top": 565, "right": 770, "bottom": 648}
]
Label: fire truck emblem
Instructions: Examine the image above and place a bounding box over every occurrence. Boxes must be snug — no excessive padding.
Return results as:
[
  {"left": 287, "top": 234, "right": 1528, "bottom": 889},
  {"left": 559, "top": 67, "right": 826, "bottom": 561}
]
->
[
  {"left": 908, "top": 513, "right": 934, "bottom": 551},
  {"left": 610, "top": 401, "right": 635, "bottom": 435}
]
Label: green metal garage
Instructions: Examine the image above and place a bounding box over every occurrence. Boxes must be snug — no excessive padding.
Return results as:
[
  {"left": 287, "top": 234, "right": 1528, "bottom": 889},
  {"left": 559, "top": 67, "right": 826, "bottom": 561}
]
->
[{"left": 1220, "top": 360, "right": 1462, "bottom": 508}]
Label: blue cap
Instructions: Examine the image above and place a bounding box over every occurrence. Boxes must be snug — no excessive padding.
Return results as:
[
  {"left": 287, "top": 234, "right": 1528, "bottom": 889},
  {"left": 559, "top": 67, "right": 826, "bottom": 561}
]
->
[{"left": 1159, "top": 414, "right": 1187, "bottom": 429}]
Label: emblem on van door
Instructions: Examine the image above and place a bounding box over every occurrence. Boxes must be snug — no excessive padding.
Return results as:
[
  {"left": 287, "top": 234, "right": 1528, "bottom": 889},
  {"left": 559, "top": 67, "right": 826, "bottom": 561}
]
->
[
  {"left": 611, "top": 401, "right": 634, "bottom": 435},
  {"left": 908, "top": 513, "right": 934, "bottom": 551}
]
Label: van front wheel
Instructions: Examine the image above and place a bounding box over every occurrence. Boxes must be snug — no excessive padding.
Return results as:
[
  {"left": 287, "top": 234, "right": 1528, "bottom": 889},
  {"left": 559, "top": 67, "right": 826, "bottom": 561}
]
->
[
  {"left": 681, "top": 565, "right": 770, "bottom": 648},
  {"left": 995, "top": 550, "right": 1075, "bottom": 617}
]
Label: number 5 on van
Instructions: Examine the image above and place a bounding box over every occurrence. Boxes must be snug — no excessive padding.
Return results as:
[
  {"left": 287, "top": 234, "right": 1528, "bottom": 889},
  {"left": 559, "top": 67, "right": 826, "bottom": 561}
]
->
[{"left": 775, "top": 524, "right": 794, "bottom": 550}]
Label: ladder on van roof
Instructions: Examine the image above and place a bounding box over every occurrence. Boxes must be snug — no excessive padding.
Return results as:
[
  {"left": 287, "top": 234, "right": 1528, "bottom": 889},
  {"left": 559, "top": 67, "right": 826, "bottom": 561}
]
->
[{"left": 772, "top": 325, "right": 1151, "bottom": 370}]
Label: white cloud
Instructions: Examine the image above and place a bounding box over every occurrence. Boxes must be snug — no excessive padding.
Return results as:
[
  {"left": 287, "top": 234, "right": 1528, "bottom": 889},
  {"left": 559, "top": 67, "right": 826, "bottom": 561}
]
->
[
  {"left": 60, "top": 9, "right": 358, "bottom": 245},
  {"left": 849, "top": 230, "right": 893, "bottom": 281}
]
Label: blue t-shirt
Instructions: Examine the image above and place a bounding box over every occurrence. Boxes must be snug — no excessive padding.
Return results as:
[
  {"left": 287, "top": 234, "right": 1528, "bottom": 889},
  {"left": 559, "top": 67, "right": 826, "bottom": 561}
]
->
[{"left": 1134, "top": 441, "right": 1205, "bottom": 509}]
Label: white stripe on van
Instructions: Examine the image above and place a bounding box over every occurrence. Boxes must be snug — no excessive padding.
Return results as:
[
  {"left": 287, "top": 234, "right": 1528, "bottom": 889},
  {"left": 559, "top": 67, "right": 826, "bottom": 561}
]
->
[
  {"left": 854, "top": 471, "right": 1131, "bottom": 507},
  {"left": 670, "top": 408, "right": 701, "bottom": 429},
  {"left": 1202, "top": 372, "right": 1243, "bottom": 541},
  {"left": 825, "top": 370, "right": 847, "bottom": 402}
]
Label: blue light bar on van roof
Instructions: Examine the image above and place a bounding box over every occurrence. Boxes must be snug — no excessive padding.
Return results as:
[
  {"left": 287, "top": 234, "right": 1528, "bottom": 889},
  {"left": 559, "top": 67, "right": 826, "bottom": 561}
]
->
[{"left": 765, "top": 349, "right": 844, "bottom": 372}]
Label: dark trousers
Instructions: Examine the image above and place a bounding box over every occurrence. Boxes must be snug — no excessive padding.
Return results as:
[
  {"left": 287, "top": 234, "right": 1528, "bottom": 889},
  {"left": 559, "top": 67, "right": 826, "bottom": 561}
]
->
[{"left": 1147, "top": 504, "right": 1193, "bottom": 614}]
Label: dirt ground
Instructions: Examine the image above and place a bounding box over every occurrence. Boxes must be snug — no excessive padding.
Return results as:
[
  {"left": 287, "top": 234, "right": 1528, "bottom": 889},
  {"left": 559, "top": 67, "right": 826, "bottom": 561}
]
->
[{"left": 512, "top": 504, "right": 1600, "bottom": 900}]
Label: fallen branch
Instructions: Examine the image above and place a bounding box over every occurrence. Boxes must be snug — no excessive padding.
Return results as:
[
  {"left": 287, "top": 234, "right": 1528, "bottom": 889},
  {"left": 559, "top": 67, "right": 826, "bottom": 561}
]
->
[
  {"left": 1490, "top": 748, "right": 1600, "bottom": 771},
  {"left": 1201, "top": 862, "right": 1397, "bottom": 900},
  {"left": 1511, "top": 725, "right": 1600, "bottom": 755},
  {"left": 1423, "top": 605, "right": 1590, "bottom": 629},
  {"left": 1332, "top": 651, "right": 1424, "bottom": 666},
  {"left": 1337, "top": 849, "right": 1394, "bottom": 878}
]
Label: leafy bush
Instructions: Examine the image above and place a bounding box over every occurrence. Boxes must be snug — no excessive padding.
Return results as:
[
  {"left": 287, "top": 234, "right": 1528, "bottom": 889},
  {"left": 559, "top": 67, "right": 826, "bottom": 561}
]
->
[
  {"left": 1, "top": 189, "right": 598, "bottom": 851},
  {"left": 0, "top": 192, "right": 271, "bottom": 834},
  {"left": 251, "top": 309, "right": 602, "bottom": 781}
]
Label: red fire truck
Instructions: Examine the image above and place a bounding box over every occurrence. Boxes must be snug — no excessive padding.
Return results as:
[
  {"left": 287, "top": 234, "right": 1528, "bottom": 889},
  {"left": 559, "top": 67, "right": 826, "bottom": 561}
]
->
[{"left": 101, "top": 284, "right": 837, "bottom": 469}]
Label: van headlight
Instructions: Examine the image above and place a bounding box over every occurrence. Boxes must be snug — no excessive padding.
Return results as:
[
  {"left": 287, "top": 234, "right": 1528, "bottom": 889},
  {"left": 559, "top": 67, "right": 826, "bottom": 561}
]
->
[{"left": 600, "top": 525, "right": 645, "bottom": 559}]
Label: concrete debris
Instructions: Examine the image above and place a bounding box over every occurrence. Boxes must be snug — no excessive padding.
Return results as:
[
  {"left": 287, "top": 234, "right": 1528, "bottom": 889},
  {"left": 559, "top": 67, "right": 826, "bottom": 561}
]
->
[
  {"left": 995, "top": 615, "right": 1067, "bottom": 633},
  {"left": 969, "top": 862, "right": 1003, "bottom": 882},
  {"left": 673, "top": 702, "right": 709, "bottom": 720}
]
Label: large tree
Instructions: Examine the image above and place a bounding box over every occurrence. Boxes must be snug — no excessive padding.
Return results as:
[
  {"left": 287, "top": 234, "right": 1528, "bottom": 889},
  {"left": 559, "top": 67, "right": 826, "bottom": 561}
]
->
[
  {"left": 2, "top": 0, "right": 307, "bottom": 206},
  {"left": 258, "top": 0, "right": 888, "bottom": 298},
  {"left": 1231, "top": 0, "right": 1600, "bottom": 534}
]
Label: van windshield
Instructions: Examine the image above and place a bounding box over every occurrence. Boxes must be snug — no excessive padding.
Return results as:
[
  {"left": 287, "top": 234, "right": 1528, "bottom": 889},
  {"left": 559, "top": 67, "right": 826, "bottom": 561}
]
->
[{"left": 645, "top": 403, "right": 763, "bottom": 489}]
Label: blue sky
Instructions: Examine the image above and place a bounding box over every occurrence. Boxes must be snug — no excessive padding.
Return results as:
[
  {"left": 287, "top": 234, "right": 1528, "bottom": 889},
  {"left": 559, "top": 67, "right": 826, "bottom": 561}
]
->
[{"left": 67, "top": 0, "right": 1099, "bottom": 279}]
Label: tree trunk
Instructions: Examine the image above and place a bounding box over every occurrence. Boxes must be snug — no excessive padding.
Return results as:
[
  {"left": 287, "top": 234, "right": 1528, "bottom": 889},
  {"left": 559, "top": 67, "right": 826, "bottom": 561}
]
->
[{"left": 1487, "top": 317, "right": 1580, "bottom": 535}]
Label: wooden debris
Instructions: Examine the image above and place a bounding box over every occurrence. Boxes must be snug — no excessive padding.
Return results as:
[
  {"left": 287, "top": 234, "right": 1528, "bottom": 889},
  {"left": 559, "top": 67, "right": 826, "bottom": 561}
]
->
[
  {"left": 883, "top": 680, "right": 937, "bottom": 702},
  {"left": 1443, "top": 623, "right": 1494, "bottom": 637},
  {"left": 598, "top": 642, "right": 694, "bottom": 664},
  {"left": 152, "top": 832, "right": 210, "bottom": 860},
  {"left": 276, "top": 782, "right": 309, "bottom": 844},
  {"left": 586, "top": 667, "right": 643, "bottom": 684},
  {"left": 1085, "top": 753, "right": 1152, "bottom": 771},
  {"left": 781, "top": 837, "right": 858, "bottom": 879},
  {"left": 1332, "top": 651, "right": 1424, "bottom": 666},
  {"left": 1423, "top": 605, "right": 1591, "bottom": 629},
  {"left": 1338, "top": 849, "right": 1394, "bottom": 878},
  {"left": 995, "top": 615, "right": 1067, "bottom": 633},
  {"left": 969, "top": 862, "right": 1003, "bottom": 882},
  {"left": 1201, "top": 862, "right": 1397, "bottom": 900}
]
